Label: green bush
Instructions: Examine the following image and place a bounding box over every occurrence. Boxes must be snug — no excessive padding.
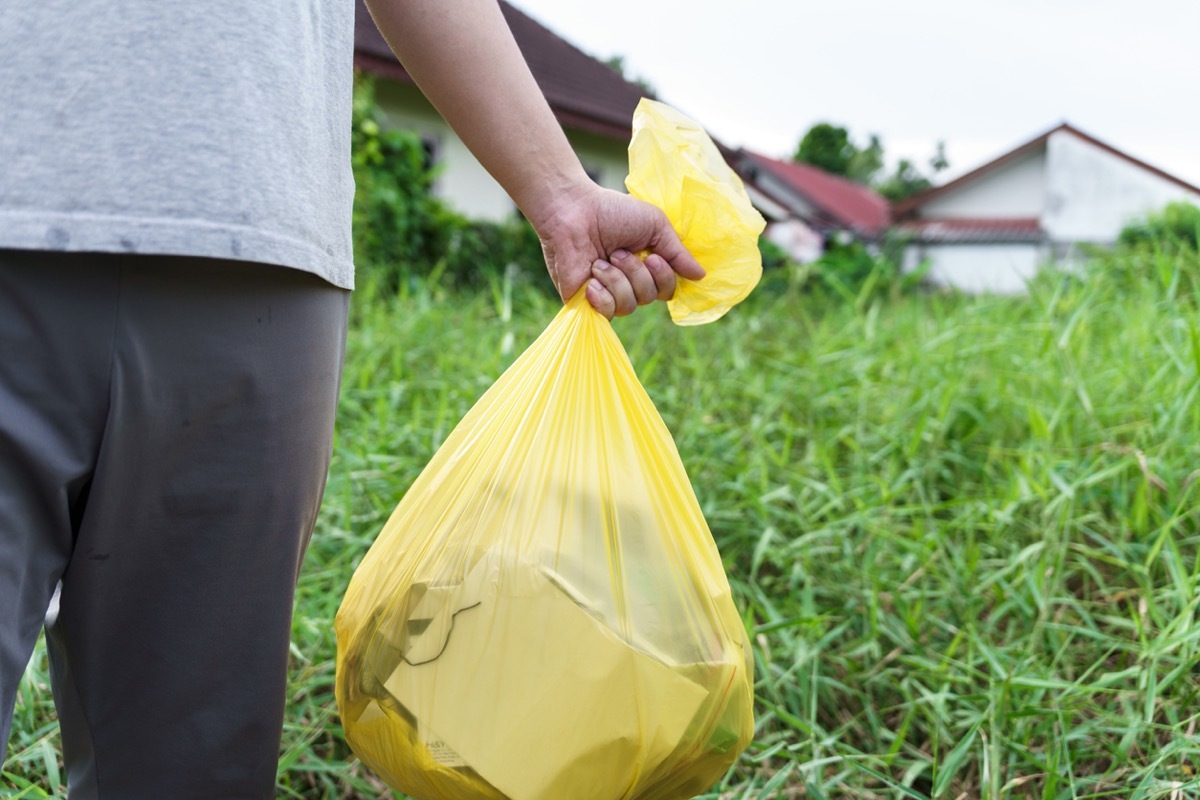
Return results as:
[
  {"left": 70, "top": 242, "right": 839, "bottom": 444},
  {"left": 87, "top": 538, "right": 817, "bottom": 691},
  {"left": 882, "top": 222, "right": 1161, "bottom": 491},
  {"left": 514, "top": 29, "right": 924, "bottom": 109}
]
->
[
  {"left": 1118, "top": 200, "right": 1200, "bottom": 252},
  {"left": 351, "top": 75, "right": 550, "bottom": 294},
  {"left": 811, "top": 240, "right": 877, "bottom": 292},
  {"left": 754, "top": 236, "right": 814, "bottom": 296},
  {"left": 757, "top": 235, "right": 792, "bottom": 273},
  {"left": 350, "top": 76, "right": 443, "bottom": 283},
  {"left": 807, "top": 233, "right": 925, "bottom": 308},
  {"left": 1090, "top": 201, "right": 1200, "bottom": 299},
  {"left": 429, "top": 208, "right": 551, "bottom": 294}
]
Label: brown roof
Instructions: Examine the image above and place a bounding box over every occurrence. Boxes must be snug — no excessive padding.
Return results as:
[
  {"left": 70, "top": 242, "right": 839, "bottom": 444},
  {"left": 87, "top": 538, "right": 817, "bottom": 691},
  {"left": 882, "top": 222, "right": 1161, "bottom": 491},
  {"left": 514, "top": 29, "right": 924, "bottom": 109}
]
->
[
  {"left": 739, "top": 150, "right": 892, "bottom": 236},
  {"left": 353, "top": 0, "right": 652, "bottom": 140},
  {"left": 894, "top": 123, "right": 1200, "bottom": 219}
]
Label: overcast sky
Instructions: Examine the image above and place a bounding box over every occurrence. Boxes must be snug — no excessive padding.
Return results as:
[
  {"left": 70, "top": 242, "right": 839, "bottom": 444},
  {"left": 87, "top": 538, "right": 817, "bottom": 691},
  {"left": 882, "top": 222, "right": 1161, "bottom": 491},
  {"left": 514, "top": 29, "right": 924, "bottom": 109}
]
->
[{"left": 512, "top": 0, "right": 1200, "bottom": 187}]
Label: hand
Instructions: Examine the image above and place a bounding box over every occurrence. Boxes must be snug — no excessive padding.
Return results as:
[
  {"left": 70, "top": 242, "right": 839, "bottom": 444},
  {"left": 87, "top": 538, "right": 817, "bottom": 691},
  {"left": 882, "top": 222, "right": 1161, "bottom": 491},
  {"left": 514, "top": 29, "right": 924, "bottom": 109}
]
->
[
  {"left": 363, "top": 0, "right": 702, "bottom": 317},
  {"left": 533, "top": 184, "right": 706, "bottom": 319}
]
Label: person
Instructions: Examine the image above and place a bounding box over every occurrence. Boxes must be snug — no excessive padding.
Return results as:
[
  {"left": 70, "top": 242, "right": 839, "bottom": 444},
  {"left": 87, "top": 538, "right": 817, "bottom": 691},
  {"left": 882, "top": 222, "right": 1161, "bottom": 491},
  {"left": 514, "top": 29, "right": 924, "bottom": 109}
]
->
[{"left": 0, "top": 0, "right": 704, "bottom": 797}]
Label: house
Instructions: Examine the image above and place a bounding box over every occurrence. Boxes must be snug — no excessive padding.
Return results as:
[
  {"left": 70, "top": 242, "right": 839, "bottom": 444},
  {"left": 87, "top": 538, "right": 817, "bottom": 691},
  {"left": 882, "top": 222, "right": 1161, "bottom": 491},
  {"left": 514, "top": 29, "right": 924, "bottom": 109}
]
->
[
  {"left": 893, "top": 124, "right": 1200, "bottom": 294},
  {"left": 733, "top": 150, "right": 892, "bottom": 263},
  {"left": 353, "top": 0, "right": 652, "bottom": 221}
]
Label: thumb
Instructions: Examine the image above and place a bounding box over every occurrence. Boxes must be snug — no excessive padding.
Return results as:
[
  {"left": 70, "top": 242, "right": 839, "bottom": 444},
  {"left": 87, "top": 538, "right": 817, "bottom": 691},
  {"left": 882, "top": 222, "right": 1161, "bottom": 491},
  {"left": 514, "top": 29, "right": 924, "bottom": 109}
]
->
[{"left": 649, "top": 220, "right": 706, "bottom": 282}]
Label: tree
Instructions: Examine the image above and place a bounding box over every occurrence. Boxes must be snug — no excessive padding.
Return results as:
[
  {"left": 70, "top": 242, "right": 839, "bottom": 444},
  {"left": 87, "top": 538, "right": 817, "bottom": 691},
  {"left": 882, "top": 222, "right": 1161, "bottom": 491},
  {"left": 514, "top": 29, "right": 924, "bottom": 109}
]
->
[
  {"left": 793, "top": 124, "right": 886, "bottom": 185},
  {"left": 846, "top": 133, "right": 884, "bottom": 184},
  {"left": 794, "top": 123, "right": 855, "bottom": 177},
  {"left": 929, "top": 139, "right": 949, "bottom": 175},
  {"left": 603, "top": 55, "right": 656, "bottom": 97},
  {"left": 793, "top": 122, "right": 950, "bottom": 202},
  {"left": 875, "top": 158, "right": 933, "bottom": 202},
  {"left": 875, "top": 141, "right": 950, "bottom": 201}
]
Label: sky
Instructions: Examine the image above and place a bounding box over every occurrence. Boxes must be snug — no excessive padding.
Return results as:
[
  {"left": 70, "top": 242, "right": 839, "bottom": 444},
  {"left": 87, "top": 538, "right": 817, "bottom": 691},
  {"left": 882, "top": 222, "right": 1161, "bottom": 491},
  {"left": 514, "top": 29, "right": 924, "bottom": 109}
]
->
[{"left": 511, "top": 0, "right": 1200, "bottom": 187}]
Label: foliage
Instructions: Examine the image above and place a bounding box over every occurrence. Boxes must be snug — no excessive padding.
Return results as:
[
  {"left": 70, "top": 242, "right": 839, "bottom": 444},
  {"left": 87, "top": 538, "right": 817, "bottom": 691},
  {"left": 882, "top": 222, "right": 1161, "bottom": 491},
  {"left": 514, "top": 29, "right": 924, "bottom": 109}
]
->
[
  {"left": 802, "top": 231, "right": 926, "bottom": 307},
  {"left": 846, "top": 133, "right": 885, "bottom": 185},
  {"left": 351, "top": 74, "right": 549, "bottom": 294},
  {"left": 757, "top": 235, "right": 793, "bottom": 273},
  {"left": 602, "top": 55, "right": 657, "bottom": 97},
  {"left": 810, "top": 240, "right": 879, "bottom": 292},
  {"left": 793, "top": 122, "right": 950, "bottom": 201},
  {"left": 875, "top": 157, "right": 934, "bottom": 202},
  {"left": 437, "top": 214, "right": 553, "bottom": 295},
  {"left": 1073, "top": 202, "right": 1200, "bottom": 301},
  {"left": 929, "top": 139, "right": 950, "bottom": 173},
  {"left": 794, "top": 123, "right": 856, "bottom": 178},
  {"left": 350, "top": 75, "right": 444, "bottom": 282},
  {"left": 1119, "top": 201, "right": 1200, "bottom": 252}
]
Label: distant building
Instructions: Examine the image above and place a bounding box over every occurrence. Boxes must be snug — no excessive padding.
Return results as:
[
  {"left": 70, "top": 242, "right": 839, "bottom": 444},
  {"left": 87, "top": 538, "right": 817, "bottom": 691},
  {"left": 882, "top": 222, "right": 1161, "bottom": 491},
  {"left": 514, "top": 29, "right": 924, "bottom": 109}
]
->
[
  {"left": 354, "top": 0, "right": 652, "bottom": 222},
  {"left": 893, "top": 124, "right": 1200, "bottom": 294},
  {"left": 734, "top": 150, "right": 892, "bottom": 263}
]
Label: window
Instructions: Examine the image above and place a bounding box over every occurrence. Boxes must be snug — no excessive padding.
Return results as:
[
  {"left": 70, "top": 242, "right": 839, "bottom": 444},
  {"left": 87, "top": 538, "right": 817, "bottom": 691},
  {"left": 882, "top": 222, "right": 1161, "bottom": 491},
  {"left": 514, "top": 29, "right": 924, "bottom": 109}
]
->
[{"left": 420, "top": 135, "right": 441, "bottom": 173}]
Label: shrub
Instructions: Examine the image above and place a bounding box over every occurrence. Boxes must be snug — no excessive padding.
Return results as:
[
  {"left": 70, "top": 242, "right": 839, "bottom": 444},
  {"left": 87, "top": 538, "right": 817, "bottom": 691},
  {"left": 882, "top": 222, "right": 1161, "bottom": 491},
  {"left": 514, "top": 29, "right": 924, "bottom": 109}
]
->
[
  {"left": 351, "top": 75, "right": 551, "bottom": 294},
  {"left": 1117, "top": 200, "right": 1200, "bottom": 252},
  {"left": 1091, "top": 201, "right": 1200, "bottom": 300},
  {"left": 757, "top": 235, "right": 792, "bottom": 273},
  {"left": 431, "top": 208, "right": 551, "bottom": 294},
  {"left": 351, "top": 76, "right": 446, "bottom": 284},
  {"left": 807, "top": 232, "right": 925, "bottom": 308}
]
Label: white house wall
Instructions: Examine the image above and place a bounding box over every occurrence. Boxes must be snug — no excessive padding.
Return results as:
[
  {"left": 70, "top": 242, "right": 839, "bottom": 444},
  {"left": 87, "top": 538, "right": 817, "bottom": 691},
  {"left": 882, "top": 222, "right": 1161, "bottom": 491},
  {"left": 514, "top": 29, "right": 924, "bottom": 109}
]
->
[
  {"left": 1042, "top": 131, "right": 1200, "bottom": 244},
  {"left": 921, "top": 151, "right": 1047, "bottom": 219},
  {"left": 908, "top": 243, "right": 1044, "bottom": 295},
  {"left": 749, "top": 170, "right": 820, "bottom": 221},
  {"left": 564, "top": 129, "right": 632, "bottom": 197},
  {"left": 376, "top": 82, "right": 630, "bottom": 222},
  {"left": 744, "top": 184, "right": 792, "bottom": 223},
  {"left": 765, "top": 219, "right": 823, "bottom": 264}
]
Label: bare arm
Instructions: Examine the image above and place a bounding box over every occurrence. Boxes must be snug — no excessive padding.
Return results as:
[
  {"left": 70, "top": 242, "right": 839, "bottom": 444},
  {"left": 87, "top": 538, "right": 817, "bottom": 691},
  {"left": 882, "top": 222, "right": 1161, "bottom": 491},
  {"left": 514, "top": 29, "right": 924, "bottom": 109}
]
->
[{"left": 363, "top": 0, "right": 705, "bottom": 316}]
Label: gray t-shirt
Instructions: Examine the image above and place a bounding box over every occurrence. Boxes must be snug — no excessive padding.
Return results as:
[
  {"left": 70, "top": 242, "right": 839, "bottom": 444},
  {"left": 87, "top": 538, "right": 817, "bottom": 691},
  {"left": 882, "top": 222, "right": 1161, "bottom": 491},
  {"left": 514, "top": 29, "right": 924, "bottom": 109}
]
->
[{"left": 0, "top": 0, "right": 356, "bottom": 289}]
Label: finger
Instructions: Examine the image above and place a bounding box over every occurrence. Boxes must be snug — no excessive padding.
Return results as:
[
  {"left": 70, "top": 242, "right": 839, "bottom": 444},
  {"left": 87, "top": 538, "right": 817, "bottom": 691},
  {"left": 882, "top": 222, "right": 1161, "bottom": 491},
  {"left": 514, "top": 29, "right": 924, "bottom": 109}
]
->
[
  {"left": 643, "top": 253, "right": 677, "bottom": 301},
  {"left": 591, "top": 259, "right": 637, "bottom": 317},
  {"left": 585, "top": 278, "right": 615, "bottom": 320},
  {"left": 652, "top": 223, "right": 707, "bottom": 281},
  {"left": 609, "top": 249, "right": 658, "bottom": 306}
]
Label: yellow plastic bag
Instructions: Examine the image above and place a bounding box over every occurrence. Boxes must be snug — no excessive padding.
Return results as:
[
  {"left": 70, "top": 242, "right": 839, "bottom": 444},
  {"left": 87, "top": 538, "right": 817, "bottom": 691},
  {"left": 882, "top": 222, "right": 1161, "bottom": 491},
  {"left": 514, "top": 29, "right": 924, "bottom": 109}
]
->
[
  {"left": 335, "top": 99, "right": 766, "bottom": 800},
  {"left": 626, "top": 99, "right": 765, "bottom": 325}
]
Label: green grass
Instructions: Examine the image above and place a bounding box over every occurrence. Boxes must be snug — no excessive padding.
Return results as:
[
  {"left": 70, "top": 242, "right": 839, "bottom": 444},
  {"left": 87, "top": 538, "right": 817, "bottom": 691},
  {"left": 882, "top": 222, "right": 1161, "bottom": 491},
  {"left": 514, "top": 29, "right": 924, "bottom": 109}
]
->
[{"left": 6, "top": 249, "right": 1200, "bottom": 799}]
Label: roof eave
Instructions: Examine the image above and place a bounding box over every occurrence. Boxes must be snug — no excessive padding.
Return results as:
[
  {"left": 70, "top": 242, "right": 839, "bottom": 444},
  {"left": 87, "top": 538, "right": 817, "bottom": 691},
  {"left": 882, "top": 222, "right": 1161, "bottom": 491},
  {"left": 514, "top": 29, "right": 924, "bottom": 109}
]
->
[
  {"left": 892, "top": 124, "right": 1065, "bottom": 219},
  {"left": 738, "top": 151, "right": 891, "bottom": 235},
  {"left": 355, "top": 52, "right": 411, "bottom": 82},
  {"left": 355, "top": 52, "right": 634, "bottom": 142},
  {"left": 1055, "top": 124, "right": 1200, "bottom": 196},
  {"left": 894, "top": 122, "right": 1200, "bottom": 220}
]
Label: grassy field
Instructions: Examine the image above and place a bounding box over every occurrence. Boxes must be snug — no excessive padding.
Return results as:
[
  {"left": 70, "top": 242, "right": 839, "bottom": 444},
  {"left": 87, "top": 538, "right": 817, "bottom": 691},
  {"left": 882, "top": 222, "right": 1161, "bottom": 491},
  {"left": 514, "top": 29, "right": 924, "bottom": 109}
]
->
[{"left": 6, "top": 247, "right": 1200, "bottom": 799}]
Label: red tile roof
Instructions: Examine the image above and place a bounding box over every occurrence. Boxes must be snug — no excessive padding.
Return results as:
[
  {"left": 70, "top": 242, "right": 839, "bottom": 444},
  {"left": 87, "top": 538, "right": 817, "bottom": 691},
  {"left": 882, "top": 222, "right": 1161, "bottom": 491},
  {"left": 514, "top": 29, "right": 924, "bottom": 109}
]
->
[
  {"left": 740, "top": 151, "right": 892, "bottom": 236},
  {"left": 353, "top": 0, "right": 652, "bottom": 141},
  {"left": 896, "top": 217, "right": 1043, "bottom": 244}
]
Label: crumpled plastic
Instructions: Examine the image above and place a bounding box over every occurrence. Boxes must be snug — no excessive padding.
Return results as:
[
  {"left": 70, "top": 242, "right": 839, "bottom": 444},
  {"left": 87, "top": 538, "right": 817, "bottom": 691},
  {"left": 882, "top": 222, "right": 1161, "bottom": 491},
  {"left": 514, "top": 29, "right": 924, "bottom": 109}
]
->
[
  {"left": 335, "top": 100, "right": 765, "bottom": 800},
  {"left": 626, "top": 99, "right": 765, "bottom": 325}
]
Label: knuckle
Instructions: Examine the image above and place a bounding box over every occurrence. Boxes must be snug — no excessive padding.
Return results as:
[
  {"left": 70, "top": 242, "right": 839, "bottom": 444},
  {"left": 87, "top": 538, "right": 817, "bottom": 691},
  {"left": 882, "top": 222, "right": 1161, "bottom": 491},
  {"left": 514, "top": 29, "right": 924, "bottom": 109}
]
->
[
  {"left": 636, "top": 277, "right": 657, "bottom": 305},
  {"left": 616, "top": 258, "right": 642, "bottom": 278}
]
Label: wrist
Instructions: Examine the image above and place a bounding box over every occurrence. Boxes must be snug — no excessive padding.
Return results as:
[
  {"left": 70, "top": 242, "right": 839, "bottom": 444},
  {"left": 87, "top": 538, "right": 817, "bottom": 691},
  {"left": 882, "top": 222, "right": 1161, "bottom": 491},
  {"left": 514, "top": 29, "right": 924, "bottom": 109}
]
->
[{"left": 520, "top": 170, "right": 599, "bottom": 237}]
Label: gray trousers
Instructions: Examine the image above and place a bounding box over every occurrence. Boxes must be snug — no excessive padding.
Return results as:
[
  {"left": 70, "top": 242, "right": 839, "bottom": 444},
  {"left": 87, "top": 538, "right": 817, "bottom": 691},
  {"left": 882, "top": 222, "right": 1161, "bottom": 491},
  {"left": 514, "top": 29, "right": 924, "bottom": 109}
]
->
[{"left": 0, "top": 250, "right": 350, "bottom": 798}]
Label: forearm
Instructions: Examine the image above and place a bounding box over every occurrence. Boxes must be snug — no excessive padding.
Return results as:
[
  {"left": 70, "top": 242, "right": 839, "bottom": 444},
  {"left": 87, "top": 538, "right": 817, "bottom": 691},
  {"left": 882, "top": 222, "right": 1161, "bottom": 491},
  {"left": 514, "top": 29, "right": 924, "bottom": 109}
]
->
[{"left": 364, "top": 0, "right": 593, "bottom": 230}]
